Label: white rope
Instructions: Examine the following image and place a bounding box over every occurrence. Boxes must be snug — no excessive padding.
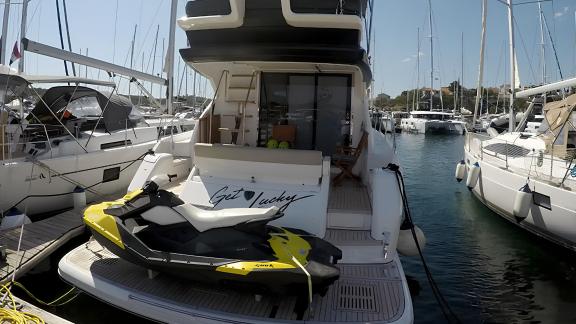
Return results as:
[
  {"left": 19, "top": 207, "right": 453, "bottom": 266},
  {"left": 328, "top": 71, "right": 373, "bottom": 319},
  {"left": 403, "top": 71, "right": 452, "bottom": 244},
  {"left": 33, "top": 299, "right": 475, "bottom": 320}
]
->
[{"left": 290, "top": 255, "right": 313, "bottom": 308}]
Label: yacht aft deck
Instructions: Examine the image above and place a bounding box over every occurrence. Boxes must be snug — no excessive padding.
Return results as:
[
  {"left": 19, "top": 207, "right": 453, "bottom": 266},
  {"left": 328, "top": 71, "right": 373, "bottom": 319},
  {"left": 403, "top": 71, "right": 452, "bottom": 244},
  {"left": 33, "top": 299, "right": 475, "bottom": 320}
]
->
[
  {"left": 59, "top": 152, "right": 411, "bottom": 323},
  {"left": 60, "top": 240, "right": 406, "bottom": 323}
]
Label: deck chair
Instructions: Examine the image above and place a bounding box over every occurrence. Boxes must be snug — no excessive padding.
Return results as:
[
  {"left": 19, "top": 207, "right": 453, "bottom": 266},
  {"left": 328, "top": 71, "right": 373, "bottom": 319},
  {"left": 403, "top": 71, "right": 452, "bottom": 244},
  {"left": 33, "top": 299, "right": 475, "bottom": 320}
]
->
[{"left": 332, "top": 131, "right": 368, "bottom": 186}]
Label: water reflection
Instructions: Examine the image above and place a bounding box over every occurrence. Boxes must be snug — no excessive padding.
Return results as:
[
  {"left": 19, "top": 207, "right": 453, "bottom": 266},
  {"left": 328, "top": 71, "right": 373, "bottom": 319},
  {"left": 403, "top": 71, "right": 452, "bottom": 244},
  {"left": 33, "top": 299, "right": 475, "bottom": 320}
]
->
[{"left": 396, "top": 133, "right": 576, "bottom": 324}]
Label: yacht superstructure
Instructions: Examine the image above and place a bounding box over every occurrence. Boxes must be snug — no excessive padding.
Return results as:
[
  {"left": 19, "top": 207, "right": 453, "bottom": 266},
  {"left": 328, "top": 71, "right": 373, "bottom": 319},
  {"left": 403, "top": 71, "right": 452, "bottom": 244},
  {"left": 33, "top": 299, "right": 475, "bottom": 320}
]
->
[{"left": 58, "top": 1, "right": 417, "bottom": 323}]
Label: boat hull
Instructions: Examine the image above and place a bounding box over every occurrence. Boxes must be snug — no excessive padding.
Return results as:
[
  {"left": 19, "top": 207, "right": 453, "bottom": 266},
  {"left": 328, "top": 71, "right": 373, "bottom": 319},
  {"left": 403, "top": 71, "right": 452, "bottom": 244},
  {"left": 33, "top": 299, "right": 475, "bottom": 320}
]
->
[{"left": 465, "top": 150, "right": 576, "bottom": 251}]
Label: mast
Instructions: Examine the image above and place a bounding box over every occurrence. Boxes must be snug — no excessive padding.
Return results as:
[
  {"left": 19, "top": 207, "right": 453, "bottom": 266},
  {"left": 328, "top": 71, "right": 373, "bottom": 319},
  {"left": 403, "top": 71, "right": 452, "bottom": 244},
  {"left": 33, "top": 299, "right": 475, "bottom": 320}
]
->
[
  {"left": 18, "top": 0, "right": 29, "bottom": 72},
  {"left": 507, "top": 0, "right": 516, "bottom": 132},
  {"left": 538, "top": 1, "right": 546, "bottom": 86},
  {"left": 166, "top": 0, "right": 178, "bottom": 115},
  {"left": 160, "top": 37, "right": 165, "bottom": 99},
  {"left": 192, "top": 70, "right": 197, "bottom": 108},
  {"left": 413, "top": 28, "right": 420, "bottom": 112},
  {"left": 428, "top": 0, "right": 434, "bottom": 111},
  {"left": 473, "top": 0, "right": 487, "bottom": 126},
  {"left": 62, "top": 0, "right": 76, "bottom": 76},
  {"left": 460, "top": 31, "right": 464, "bottom": 112},
  {"left": 129, "top": 24, "right": 137, "bottom": 96},
  {"left": 1, "top": 0, "right": 9, "bottom": 65},
  {"left": 453, "top": 80, "right": 457, "bottom": 111},
  {"left": 151, "top": 25, "right": 159, "bottom": 100}
]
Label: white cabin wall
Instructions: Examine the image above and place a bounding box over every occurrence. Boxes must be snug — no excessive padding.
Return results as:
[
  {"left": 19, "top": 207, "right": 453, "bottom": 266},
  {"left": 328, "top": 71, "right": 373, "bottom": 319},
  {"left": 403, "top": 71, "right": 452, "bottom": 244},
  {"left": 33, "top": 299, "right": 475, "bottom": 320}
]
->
[
  {"left": 351, "top": 70, "right": 368, "bottom": 147},
  {"left": 194, "top": 62, "right": 260, "bottom": 146}
]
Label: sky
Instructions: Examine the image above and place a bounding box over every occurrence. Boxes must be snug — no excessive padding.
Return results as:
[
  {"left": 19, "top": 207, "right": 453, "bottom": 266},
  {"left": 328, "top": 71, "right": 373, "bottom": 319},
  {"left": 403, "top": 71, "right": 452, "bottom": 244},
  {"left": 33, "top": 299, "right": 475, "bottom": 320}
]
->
[{"left": 1, "top": 0, "right": 576, "bottom": 98}]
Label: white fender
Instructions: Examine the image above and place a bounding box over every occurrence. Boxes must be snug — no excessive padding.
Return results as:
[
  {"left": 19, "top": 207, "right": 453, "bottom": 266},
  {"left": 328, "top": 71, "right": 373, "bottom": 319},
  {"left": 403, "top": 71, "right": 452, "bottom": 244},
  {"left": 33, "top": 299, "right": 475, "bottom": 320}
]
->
[
  {"left": 397, "top": 225, "right": 427, "bottom": 257},
  {"left": 466, "top": 162, "right": 481, "bottom": 189},
  {"left": 455, "top": 160, "right": 466, "bottom": 182},
  {"left": 73, "top": 186, "right": 86, "bottom": 210},
  {"left": 0, "top": 208, "right": 31, "bottom": 231},
  {"left": 513, "top": 183, "right": 532, "bottom": 220}
]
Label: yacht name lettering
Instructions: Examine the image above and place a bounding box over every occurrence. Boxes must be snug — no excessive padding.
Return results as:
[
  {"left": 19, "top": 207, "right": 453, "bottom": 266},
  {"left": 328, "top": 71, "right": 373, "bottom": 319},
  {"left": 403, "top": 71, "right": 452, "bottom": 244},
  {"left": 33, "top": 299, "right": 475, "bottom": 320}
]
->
[{"left": 210, "top": 186, "right": 313, "bottom": 212}]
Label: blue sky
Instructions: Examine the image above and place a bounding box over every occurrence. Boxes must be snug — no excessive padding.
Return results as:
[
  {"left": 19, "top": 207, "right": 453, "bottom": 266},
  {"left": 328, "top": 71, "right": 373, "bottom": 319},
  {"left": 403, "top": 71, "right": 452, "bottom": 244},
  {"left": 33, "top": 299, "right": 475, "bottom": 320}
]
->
[{"left": 2, "top": 0, "right": 576, "bottom": 98}]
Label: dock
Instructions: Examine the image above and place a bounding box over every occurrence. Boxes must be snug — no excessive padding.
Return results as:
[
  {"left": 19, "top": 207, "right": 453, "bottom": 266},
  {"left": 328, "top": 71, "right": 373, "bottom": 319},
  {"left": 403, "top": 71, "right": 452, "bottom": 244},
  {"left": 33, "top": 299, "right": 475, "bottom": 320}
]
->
[
  {"left": 0, "top": 208, "right": 86, "bottom": 323},
  {"left": 0, "top": 185, "right": 186, "bottom": 323},
  {"left": 0, "top": 209, "right": 85, "bottom": 284}
]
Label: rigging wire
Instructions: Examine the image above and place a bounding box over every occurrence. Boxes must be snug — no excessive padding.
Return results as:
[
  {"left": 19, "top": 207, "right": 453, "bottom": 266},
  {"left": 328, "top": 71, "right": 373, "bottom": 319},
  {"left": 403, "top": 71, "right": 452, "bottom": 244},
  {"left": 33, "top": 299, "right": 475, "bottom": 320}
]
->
[
  {"left": 512, "top": 15, "right": 538, "bottom": 85},
  {"left": 4, "top": 150, "right": 152, "bottom": 212},
  {"left": 61, "top": 0, "right": 75, "bottom": 76},
  {"left": 54, "top": 0, "right": 69, "bottom": 76},
  {"left": 112, "top": 0, "right": 119, "bottom": 64},
  {"left": 541, "top": 12, "right": 563, "bottom": 80}
]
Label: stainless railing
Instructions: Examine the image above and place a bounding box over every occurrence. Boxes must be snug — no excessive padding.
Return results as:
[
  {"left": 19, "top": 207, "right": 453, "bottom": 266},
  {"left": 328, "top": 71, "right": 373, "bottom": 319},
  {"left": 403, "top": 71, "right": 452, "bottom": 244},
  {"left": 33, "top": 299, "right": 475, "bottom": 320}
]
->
[
  {"left": 465, "top": 131, "right": 576, "bottom": 188},
  {"left": 1, "top": 123, "right": 59, "bottom": 160}
]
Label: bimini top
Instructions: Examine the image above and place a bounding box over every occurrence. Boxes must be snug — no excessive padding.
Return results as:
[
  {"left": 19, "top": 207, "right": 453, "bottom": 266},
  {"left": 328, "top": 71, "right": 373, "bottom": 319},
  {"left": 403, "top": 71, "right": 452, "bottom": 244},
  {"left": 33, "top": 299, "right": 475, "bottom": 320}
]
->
[
  {"left": 0, "top": 73, "right": 30, "bottom": 103},
  {"left": 27, "top": 86, "right": 134, "bottom": 132},
  {"left": 178, "top": 0, "right": 372, "bottom": 81}
]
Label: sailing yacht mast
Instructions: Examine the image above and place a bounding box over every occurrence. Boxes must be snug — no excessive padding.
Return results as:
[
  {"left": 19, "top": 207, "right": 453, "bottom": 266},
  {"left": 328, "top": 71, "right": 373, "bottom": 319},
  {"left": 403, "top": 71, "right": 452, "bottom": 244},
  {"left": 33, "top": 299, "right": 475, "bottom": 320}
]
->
[
  {"left": 417, "top": 31, "right": 420, "bottom": 111},
  {"left": 507, "top": 0, "right": 516, "bottom": 132},
  {"left": 413, "top": 27, "right": 420, "bottom": 112},
  {"left": 473, "top": 0, "right": 487, "bottom": 126},
  {"left": 538, "top": 1, "right": 546, "bottom": 88},
  {"left": 1, "top": 0, "right": 10, "bottom": 65},
  {"left": 428, "top": 0, "right": 434, "bottom": 111},
  {"left": 18, "top": 0, "right": 29, "bottom": 72},
  {"left": 460, "top": 31, "right": 464, "bottom": 113},
  {"left": 166, "top": 0, "right": 178, "bottom": 115}
]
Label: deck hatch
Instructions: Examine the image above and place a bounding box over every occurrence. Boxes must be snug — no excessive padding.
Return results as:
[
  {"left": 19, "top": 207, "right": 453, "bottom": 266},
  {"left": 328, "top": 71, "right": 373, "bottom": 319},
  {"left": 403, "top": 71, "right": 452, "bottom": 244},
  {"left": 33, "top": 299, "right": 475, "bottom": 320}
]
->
[{"left": 334, "top": 280, "right": 378, "bottom": 312}]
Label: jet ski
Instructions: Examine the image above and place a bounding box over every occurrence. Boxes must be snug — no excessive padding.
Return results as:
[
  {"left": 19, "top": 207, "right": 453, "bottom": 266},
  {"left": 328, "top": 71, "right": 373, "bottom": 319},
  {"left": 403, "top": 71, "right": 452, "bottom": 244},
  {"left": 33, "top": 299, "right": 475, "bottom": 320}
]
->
[{"left": 83, "top": 179, "right": 342, "bottom": 296}]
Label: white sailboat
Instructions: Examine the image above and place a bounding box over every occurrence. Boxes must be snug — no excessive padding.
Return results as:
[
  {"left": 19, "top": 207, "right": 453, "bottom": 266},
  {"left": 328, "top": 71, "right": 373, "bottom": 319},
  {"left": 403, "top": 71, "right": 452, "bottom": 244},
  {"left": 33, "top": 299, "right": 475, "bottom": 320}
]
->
[
  {"left": 461, "top": 0, "right": 576, "bottom": 251},
  {"left": 58, "top": 0, "right": 424, "bottom": 322},
  {"left": 400, "top": 0, "right": 466, "bottom": 135},
  {"left": 0, "top": 0, "right": 195, "bottom": 222},
  {"left": 0, "top": 72, "right": 195, "bottom": 220}
]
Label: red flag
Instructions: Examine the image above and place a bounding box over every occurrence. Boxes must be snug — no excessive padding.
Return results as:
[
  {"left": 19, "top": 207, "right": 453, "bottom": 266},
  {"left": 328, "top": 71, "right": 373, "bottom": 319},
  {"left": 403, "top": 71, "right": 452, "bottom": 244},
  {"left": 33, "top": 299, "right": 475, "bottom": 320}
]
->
[{"left": 9, "top": 41, "right": 21, "bottom": 65}]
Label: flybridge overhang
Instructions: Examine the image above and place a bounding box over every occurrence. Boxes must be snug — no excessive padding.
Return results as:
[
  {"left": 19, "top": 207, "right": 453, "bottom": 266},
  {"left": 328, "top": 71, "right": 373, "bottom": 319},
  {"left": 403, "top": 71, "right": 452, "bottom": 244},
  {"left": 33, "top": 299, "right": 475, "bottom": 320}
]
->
[
  {"left": 178, "top": 0, "right": 366, "bottom": 32},
  {"left": 22, "top": 38, "right": 167, "bottom": 86},
  {"left": 178, "top": 0, "right": 371, "bottom": 82}
]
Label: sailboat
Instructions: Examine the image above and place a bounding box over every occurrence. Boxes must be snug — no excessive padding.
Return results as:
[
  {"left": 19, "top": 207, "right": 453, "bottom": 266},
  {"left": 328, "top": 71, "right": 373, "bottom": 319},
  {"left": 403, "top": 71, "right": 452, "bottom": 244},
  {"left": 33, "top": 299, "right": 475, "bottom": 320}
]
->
[
  {"left": 461, "top": 0, "right": 576, "bottom": 252},
  {"left": 58, "top": 0, "right": 424, "bottom": 322},
  {"left": 0, "top": 1, "right": 195, "bottom": 222},
  {"left": 400, "top": 0, "right": 466, "bottom": 135}
]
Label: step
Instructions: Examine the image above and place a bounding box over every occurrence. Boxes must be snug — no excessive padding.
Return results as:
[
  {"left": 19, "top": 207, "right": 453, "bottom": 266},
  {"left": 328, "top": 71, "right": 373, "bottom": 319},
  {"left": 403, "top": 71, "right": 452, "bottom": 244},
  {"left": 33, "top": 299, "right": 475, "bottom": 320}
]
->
[
  {"left": 327, "top": 210, "right": 371, "bottom": 230},
  {"left": 324, "top": 229, "right": 382, "bottom": 246}
]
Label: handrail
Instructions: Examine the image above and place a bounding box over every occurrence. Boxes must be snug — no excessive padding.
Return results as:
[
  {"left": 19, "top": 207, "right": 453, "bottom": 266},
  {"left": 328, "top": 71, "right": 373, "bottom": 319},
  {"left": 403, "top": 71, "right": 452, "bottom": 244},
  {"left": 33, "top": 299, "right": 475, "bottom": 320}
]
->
[
  {"left": 177, "top": 0, "right": 245, "bottom": 31},
  {"left": 280, "top": 0, "right": 363, "bottom": 30}
]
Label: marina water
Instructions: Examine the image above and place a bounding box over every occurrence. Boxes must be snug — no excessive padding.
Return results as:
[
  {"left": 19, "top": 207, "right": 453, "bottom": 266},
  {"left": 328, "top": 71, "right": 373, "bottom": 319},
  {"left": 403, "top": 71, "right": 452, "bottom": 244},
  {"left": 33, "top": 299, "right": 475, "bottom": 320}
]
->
[
  {"left": 397, "top": 133, "right": 576, "bottom": 323},
  {"left": 15, "top": 133, "right": 576, "bottom": 323}
]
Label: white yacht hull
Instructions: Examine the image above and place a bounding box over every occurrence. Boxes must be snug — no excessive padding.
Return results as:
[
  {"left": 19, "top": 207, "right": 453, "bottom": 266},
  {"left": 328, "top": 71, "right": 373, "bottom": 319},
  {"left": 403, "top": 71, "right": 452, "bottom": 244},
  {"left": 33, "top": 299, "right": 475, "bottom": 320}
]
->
[
  {"left": 464, "top": 150, "right": 576, "bottom": 250},
  {"left": 401, "top": 119, "right": 464, "bottom": 135},
  {"left": 1, "top": 128, "right": 195, "bottom": 216},
  {"left": 1, "top": 143, "right": 151, "bottom": 216}
]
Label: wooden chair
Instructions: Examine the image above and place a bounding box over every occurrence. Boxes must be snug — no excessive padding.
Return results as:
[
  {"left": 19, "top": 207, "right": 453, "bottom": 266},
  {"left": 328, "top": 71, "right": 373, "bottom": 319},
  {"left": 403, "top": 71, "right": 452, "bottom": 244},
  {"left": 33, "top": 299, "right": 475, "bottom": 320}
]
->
[{"left": 332, "top": 131, "right": 368, "bottom": 186}]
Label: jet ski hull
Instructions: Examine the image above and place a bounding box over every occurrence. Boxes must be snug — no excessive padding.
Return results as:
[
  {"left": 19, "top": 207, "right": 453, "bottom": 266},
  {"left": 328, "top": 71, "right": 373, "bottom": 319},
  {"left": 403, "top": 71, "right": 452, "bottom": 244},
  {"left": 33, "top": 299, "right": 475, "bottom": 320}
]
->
[{"left": 84, "top": 190, "right": 342, "bottom": 296}]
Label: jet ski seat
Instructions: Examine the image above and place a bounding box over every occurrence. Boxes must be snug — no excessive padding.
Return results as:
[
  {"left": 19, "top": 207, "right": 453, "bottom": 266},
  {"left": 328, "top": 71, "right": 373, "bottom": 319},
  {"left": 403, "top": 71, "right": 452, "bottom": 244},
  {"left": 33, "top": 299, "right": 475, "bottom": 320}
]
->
[{"left": 173, "top": 204, "right": 280, "bottom": 232}]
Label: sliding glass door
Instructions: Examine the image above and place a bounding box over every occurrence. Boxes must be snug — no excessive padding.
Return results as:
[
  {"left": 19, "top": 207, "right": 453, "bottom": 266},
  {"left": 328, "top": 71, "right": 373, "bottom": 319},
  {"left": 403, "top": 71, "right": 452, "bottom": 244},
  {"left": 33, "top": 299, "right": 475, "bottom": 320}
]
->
[{"left": 259, "top": 73, "right": 351, "bottom": 156}]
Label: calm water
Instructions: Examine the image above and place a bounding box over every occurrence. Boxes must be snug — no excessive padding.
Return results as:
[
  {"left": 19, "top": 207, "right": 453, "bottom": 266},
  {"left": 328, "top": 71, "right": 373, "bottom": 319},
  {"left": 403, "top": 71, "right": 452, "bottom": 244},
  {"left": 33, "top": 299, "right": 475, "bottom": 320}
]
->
[
  {"left": 14, "top": 133, "right": 576, "bottom": 323},
  {"left": 396, "top": 134, "right": 576, "bottom": 324}
]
